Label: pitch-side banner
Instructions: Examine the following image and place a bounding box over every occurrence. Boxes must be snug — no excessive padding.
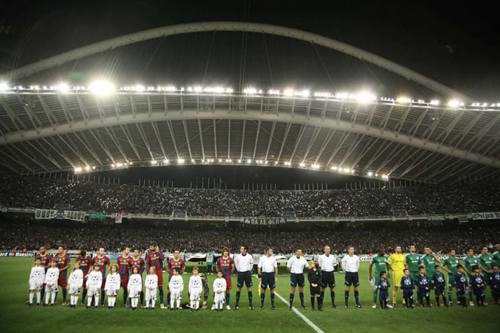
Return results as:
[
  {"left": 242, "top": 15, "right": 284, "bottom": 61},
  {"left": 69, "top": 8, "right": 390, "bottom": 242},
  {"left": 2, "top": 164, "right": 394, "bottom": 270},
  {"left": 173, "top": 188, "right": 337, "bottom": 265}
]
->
[
  {"left": 469, "top": 212, "right": 500, "bottom": 220},
  {"left": 240, "top": 217, "right": 294, "bottom": 225},
  {"left": 34, "top": 209, "right": 86, "bottom": 222}
]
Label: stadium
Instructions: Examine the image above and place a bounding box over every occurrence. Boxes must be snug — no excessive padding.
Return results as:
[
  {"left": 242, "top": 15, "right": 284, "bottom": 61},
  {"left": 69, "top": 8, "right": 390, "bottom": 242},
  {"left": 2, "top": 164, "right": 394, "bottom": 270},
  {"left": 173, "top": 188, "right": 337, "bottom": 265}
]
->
[{"left": 1, "top": 1, "right": 499, "bottom": 333}]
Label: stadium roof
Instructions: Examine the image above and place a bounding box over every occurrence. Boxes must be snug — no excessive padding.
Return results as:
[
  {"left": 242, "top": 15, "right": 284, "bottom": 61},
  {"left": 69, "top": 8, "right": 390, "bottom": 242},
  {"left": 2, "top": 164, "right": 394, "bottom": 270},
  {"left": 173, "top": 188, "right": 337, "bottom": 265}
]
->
[{"left": 0, "top": 22, "right": 499, "bottom": 183}]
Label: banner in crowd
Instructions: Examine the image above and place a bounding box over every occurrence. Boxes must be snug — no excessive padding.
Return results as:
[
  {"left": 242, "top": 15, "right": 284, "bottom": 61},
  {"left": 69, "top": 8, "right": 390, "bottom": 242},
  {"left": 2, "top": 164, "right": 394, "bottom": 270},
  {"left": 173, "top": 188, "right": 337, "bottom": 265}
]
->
[
  {"left": 469, "top": 211, "right": 500, "bottom": 220},
  {"left": 240, "top": 217, "right": 294, "bottom": 225},
  {"left": 34, "top": 209, "right": 86, "bottom": 222}
]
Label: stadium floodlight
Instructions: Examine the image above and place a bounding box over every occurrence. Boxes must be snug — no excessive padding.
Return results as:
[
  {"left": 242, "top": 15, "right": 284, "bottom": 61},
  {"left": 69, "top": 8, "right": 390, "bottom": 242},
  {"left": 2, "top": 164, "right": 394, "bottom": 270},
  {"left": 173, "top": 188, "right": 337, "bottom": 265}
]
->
[
  {"left": 283, "top": 88, "right": 295, "bottom": 97},
  {"left": 84, "top": 166, "right": 91, "bottom": 172},
  {"left": 54, "top": 82, "right": 70, "bottom": 93},
  {"left": 299, "top": 162, "right": 306, "bottom": 168},
  {"left": 381, "top": 174, "right": 389, "bottom": 181},
  {"left": 111, "top": 164, "right": 116, "bottom": 168},
  {"left": 193, "top": 86, "right": 203, "bottom": 93},
  {"left": 177, "top": 158, "right": 185, "bottom": 164},
  {"left": 354, "top": 90, "right": 376, "bottom": 104},
  {"left": 150, "top": 160, "right": 158, "bottom": 165},
  {"left": 274, "top": 161, "right": 279, "bottom": 165},
  {"left": 0, "top": 81, "right": 10, "bottom": 92},
  {"left": 89, "top": 79, "right": 115, "bottom": 96},
  {"left": 314, "top": 91, "right": 332, "bottom": 98},
  {"left": 116, "top": 162, "right": 124, "bottom": 167},
  {"left": 128, "top": 162, "right": 133, "bottom": 165},
  {"left": 134, "top": 84, "right": 146, "bottom": 92},
  {"left": 396, "top": 96, "right": 412, "bottom": 104},
  {"left": 225, "top": 88, "right": 234, "bottom": 93},
  {"left": 311, "top": 164, "right": 320, "bottom": 170},
  {"left": 218, "top": 158, "right": 223, "bottom": 163},
  {"left": 447, "top": 99, "right": 463, "bottom": 109},
  {"left": 335, "top": 91, "right": 349, "bottom": 100},
  {"left": 243, "top": 87, "right": 258, "bottom": 95},
  {"left": 163, "top": 159, "right": 170, "bottom": 165},
  {"left": 92, "top": 166, "right": 96, "bottom": 170},
  {"left": 246, "top": 159, "right": 252, "bottom": 164},
  {"left": 74, "top": 166, "right": 82, "bottom": 173},
  {"left": 298, "top": 89, "right": 310, "bottom": 98},
  {"left": 225, "top": 159, "right": 232, "bottom": 163},
  {"left": 237, "top": 159, "right": 242, "bottom": 164},
  {"left": 430, "top": 99, "right": 440, "bottom": 106},
  {"left": 367, "top": 171, "right": 374, "bottom": 177},
  {"left": 284, "top": 161, "right": 291, "bottom": 166},
  {"left": 330, "top": 165, "right": 338, "bottom": 170},
  {"left": 268, "top": 89, "right": 280, "bottom": 95}
]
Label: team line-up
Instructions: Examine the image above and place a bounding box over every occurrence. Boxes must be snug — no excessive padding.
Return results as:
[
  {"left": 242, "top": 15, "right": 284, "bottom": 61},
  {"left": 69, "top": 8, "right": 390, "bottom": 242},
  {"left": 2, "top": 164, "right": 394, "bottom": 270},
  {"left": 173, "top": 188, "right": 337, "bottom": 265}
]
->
[{"left": 27, "top": 243, "right": 500, "bottom": 310}]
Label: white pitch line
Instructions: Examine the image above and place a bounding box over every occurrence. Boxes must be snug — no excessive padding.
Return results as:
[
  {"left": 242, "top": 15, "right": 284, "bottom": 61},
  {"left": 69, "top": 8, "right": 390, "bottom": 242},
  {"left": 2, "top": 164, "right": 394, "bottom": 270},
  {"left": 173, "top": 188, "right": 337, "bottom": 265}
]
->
[
  {"left": 252, "top": 275, "right": 325, "bottom": 333},
  {"left": 273, "top": 291, "right": 326, "bottom": 333}
]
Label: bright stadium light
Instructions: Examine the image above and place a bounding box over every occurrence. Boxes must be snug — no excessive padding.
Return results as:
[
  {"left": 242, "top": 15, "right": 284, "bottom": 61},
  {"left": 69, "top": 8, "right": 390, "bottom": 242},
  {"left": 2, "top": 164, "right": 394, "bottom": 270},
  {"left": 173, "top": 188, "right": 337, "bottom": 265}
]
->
[
  {"left": 284, "top": 161, "right": 291, "bottom": 166},
  {"left": 74, "top": 167, "right": 82, "bottom": 173},
  {"left": 89, "top": 79, "right": 115, "bottom": 96},
  {"left": 311, "top": 164, "right": 320, "bottom": 170},
  {"left": 246, "top": 159, "right": 252, "bottom": 164},
  {"left": 163, "top": 159, "right": 170, "bottom": 165},
  {"left": 0, "top": 81, "right": 10, "bottom": 92},
  {"left": 54, "top": 82, "right": 70, "bottom": 93},
  {"left": 283, "top": 88, "right": 295, "bottom": 97},
  {"left": 381, "top": 174, "right": 389, "bottom": 181},
  {"left": 243, "top": 87, "right": 258, "bottom": 95},
  {"left": 367, "top": 171, "right": 374, "bottom": 177},
  {"left": 299, "top": 162, "right": 306, "bottom": 168},
  {"left": 447, "top": 99, "right": 463, "bottom": 109},
  {"left": 335, "top": 92, "right": 349, "bottom": 100},
  {"left": 116, "top": 162, "right": 124, "bottom": 167},
  {"left": 396, "top": 96, "right": 412, "bottom": 104},
  {"left": 177, "top": 158, "right": 185, "bottom": 164},
  {"left": 355, "top": 90, "right": 376, "bottom": 104},
  {"left": 430, "top": 99, "right": 440, "bottom": 106},
  {"left": 84, "top": 165, "right": 91, "bottom": 172},
  {"left": 225, "top": 159, "right": 232, "bottom": 163},
  {"left": 237, "top": 159, "right": 242, "bottom": 164},
  {"left": 314, "top": 91, "right": 332, "bottom": 98},
  {"left": 330, "top": 165, "right": 338, "bottom": 171},
  {"left": 150, "top": 160, "right": 158, "bottom": 165},
  {"left": 218, "top": 158, "right": 223, "bottom": 163},
  {"left": 268, "top": 89, "right": 280, "bottom": 95}
]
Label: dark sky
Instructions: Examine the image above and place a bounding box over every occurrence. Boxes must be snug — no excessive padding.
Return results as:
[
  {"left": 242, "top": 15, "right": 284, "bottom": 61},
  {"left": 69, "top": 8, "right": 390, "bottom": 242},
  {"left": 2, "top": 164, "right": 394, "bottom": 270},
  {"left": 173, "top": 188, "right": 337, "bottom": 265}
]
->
[{"left": 1, "top": 0, "right": 499, "bottom": 99}]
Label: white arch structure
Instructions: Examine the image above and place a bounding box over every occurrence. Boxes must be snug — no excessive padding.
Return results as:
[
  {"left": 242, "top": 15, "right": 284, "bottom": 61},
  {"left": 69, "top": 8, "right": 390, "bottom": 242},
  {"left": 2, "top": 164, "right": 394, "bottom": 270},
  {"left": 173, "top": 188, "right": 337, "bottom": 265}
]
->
[
  {"left": 1, "top": 108, "right": 499, "bottom": 169},
  {"left": 1, "top": 21, "right": 468, "bottom": 99}
]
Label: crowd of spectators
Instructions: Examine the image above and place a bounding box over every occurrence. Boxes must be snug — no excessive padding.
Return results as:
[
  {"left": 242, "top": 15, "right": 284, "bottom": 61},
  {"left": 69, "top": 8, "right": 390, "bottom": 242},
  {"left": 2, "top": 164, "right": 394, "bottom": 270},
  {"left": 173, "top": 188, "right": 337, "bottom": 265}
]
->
[
  {"left": 0, "top": 176, "right": 499, "bottom": 217},
  {"left": 1, "top": 216, "right": 498, "bottom": 254}
]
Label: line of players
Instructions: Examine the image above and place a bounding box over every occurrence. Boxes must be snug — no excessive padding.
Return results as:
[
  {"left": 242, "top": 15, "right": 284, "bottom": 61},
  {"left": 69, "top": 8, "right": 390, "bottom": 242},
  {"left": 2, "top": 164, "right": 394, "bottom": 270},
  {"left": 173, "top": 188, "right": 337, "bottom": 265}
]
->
[{"left": 27, "top": 243, "right": 500, "bottom": 310}]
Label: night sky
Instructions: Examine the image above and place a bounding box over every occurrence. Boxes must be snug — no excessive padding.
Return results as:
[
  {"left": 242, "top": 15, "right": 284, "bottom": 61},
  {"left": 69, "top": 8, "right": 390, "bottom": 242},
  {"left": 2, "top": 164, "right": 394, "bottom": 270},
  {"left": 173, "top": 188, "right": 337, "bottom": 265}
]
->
[{"left": 1, "top": 0, "right": 499, "bottom": 99}]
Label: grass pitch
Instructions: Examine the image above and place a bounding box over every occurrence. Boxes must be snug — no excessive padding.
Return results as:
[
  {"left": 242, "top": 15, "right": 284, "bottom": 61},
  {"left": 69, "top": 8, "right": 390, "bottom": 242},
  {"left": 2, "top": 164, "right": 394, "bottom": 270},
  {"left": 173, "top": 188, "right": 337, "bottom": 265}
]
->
[{"left": 1, "top": 257, "right": 499, "bottom": 333}]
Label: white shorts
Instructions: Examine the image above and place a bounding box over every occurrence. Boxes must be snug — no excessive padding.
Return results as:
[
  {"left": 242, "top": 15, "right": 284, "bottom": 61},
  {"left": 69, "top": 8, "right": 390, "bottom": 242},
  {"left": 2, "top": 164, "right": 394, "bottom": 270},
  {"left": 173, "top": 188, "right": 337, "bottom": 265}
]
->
[
  {"left": 106, "top": 288, "right": 118, "bottom": 297},
  {"left": 214, "top": 292, "right": 225, "bottom": 303},
  {"left": 87, "top": 286, "right": 100, "bottom": 296},
  {"left": 190, "top": 289, "right": 202, "bottom": 301},
  {"left": 29, "top": 281, "right": 43, "bottom": 290},
  {"left": 45, "top": 283, "right": 58, "bottom": 292},
  {"left": 128, "top": 286, "right": 141, "bottom": 298},
  {"left": 170, "top": 289, "right": 182, "bottom": 299},
  {"left": 68, "top": 286, "right": 81, "bottom": 295}
]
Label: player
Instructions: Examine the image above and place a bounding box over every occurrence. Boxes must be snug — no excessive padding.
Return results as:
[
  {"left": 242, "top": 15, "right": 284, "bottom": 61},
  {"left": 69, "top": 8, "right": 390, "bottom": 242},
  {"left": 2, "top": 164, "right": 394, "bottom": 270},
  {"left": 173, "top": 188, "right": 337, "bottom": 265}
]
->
[
  {"left": 206, "top": 251, "right": 214, "bottom": 274},
  {"left": 479, "top": 246, "right": 493, "bottom": 295},
  {"left": 318, "top": 245, "right": 337, "bottom": 308},
  {"left": 490, "top": 265, "right": 499, "bottom": 304},
  {"left": 167, "top": 249, "right": 185, "bottom": 307},
  {"left": 213, "top": 270, "right": 227, "bottom": 311},
  {"left": 146, "top": 244, "right": 165, "bottom": 308},
  {"left": 462, "top": 248, "right": 479, "bottom": 306},
  {"left": 258, "top": 247, "right": 278, "bottom": 309},
  {"left": 416, "top": 266, "right": 430, "bottom": 307},
  {"left": 420, "top": 247, "right": 439, "bottom": 289},
  {"left": 388, "top": 246, "right": 405, "bottom": 307},
  {"left": 105, "top": 264, "right": 121, "bottom": 309},
  {"left": 493, "top": 244, "right": 500, "bottom": 268},
  {"left": 368, "top": 246, "right": 388, "bottom": 309},
  {"left": 34, "top": 246, "right": 52, "bottom": 304},
  {"left": 406, "top": 245, "right": 420, "bottom": 283},
  {"left": 234, "top": 245, "right": 254, "bottom": 310},
  {"left": 470, "top": 268, "right": 486, "bottom": 306},
  {"left": 86, "top": 264, "right": 103, "bottom": 308},
  {"left": 44, "top": 260, "right": 59, "bottom": 306},
  {"left": 216, "top": 247, "right": 234, "bottom": 309},
  {"left": 54, "top": 246, "right": 70, "bottom": 304},
  {"left": 117, "top": 247, "right": 132, "bottom": 306},
  {"left": 376, "top": 271, "right": 390, "bottom": 309},
  {"left": 308, "top": 261, "right": 321, "bottom": 310},
  {"left": 144, "top": 266, "right": 158, "bottom": 309},
  {"left": 341, "top": 246, "right": 361, "bottom": 308},
  {"left": 433, "top": 265, "right": 447, "bottom": 307},
  {"left": 400, "top": 268, "right": 415, "bottom": 308},
  {"left": 442, "top": 249, "right": 458, "bottom": 305},
  {"left": 168, "top": 268, "right": 184, "bottom": 310},
  {"left": 67, "top": 261, "right": 83, "bottom": 308},
  {"left": 75, "top": 250, "right": 92, "bottom": 304},
  {"left": 92, "top": 247, "right": 111, "bottom": 305},
  {"left": 130, "top": 248, "right": 145, "bottom": 305},
  {"left": 28, "top": 258, "right": 45, "bottom": 306},
  {"left": 455, "top": 264, "right": 468, "bottom": 307},
  {"left": 188, "top": 266, "right": 203, "bottom": 310},
  {"left": 287, "top": 249, "right": 309, "bottom": 309},
  {"left": 128, "top": 266, "right": 142, "bottom": 310}
]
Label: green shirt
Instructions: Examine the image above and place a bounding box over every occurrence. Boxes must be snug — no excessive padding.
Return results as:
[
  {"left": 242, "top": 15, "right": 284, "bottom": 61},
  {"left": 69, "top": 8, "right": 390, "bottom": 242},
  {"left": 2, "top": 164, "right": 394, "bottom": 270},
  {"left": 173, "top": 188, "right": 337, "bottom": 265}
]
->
[
  {"left": 464, "top": 255, "right": 479, "bottom": 272},
  {"left": 371, "top": 255, "right": 388, "bottom": 275},
  {"left": 493, "top": 251, "right": 500, "bottom": 268},
  {"left": 421, "top": 254, "right": 436, "bottom": 277},
  {"left": 406, "top": 253, "right": 420, "bottom": 273},
  {"left": 443, "top": 255, "right": 458, "bottom": 274},
  {"left": 479, "top": 254, "right": 493, "bottom": 272}
]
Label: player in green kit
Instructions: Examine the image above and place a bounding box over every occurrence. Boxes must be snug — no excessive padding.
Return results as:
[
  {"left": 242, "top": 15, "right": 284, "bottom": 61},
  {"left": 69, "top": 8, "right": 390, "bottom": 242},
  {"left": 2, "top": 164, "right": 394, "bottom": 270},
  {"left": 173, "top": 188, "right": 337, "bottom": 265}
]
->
[
  {"left": 368, "top": 247, "right": 389, "bottom": 309},
  {"left": 462, "top": 248, "right": 479, "bottom": 306},
  {"left": 442, "top": 249, "right": 458, "bottom": 305},
  {"left": 420, "top": 247, "right": 440, "bottom": 289},
  {"left": 493, "top": 244, "right": 500, "bottom": 268},
  {"left": 406, "top": 245, "right": 420, "bottom": 283},
  {"left": 479, "top": 246, "right": 493, "bottom": 298}
]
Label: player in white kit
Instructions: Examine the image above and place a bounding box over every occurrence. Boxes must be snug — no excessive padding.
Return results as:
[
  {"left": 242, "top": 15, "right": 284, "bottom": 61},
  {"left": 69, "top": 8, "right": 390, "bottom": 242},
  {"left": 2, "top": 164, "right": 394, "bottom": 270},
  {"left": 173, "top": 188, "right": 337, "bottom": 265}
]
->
[
  {"left": 318, "top": 245, "right": 338, "bottom": 308},
  {"left": 188, "top": 266, "right": 203, "bottom": 310},
  {"left": 144, "top": 266, "right": 158, "bottom": 309},
  {"left": 68, "top": 261, "right": 83, "bottom": 307},
  {"left": 104, "top": 264, "right": 121, "bottom": 308},
  {"left": 44, "top": 260, "right": 59, "bottom": 306},
  {"left": 127, "top": 266, "right": 142, "bottom": 310},
  {"left": 213, "top": 270, "right": 228, "bottom": 311},
  {"left": 169, "top": 268, "right": 184, "bottom": 310},
  {"left": 28, "top": 258, "right": 45, "bottom": 306},
  {"left": 86, "top": 264, "right": 103, "bottom": 308}
]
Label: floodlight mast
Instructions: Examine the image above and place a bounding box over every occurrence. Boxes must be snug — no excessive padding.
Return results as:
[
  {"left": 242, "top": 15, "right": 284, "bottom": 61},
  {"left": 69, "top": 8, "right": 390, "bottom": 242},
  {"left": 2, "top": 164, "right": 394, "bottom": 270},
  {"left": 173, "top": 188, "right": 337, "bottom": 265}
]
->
[{"left": 0, "top": 21, "right": 469, "bottom": 100}]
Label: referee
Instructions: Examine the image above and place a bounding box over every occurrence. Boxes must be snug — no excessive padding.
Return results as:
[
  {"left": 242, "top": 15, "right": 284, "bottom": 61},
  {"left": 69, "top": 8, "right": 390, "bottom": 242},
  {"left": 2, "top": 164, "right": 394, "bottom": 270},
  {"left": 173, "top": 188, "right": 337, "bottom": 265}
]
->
[
  {"left": 341, "top": 246, "right": 361, "bottom": 308},
  {"left": 234, "top": 245, "right": 254, "bottom": 310},
  {"left": 287, "top": 249, "right": 308, "bottom": 309},
  {"left": 258, "top": 247, "right": 278, "bottom": 309},
  {"left": 318, "top": 245, "right": 337, "bottom": 308}
]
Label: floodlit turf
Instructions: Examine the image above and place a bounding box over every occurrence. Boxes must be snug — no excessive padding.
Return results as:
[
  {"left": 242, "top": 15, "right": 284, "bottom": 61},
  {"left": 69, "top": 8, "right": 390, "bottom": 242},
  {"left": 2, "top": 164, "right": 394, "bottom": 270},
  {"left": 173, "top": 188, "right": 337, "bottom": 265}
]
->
[{"left": 1, "top": 257, "right": 499, "bottom": 333}]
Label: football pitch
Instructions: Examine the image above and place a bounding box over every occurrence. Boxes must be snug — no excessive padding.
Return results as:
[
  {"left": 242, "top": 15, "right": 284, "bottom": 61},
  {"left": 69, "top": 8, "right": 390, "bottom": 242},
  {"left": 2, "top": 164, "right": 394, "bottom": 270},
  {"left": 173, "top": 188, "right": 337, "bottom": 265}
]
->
[{"left": 1, "top": 257, "right": 499, "bottom": 333}]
